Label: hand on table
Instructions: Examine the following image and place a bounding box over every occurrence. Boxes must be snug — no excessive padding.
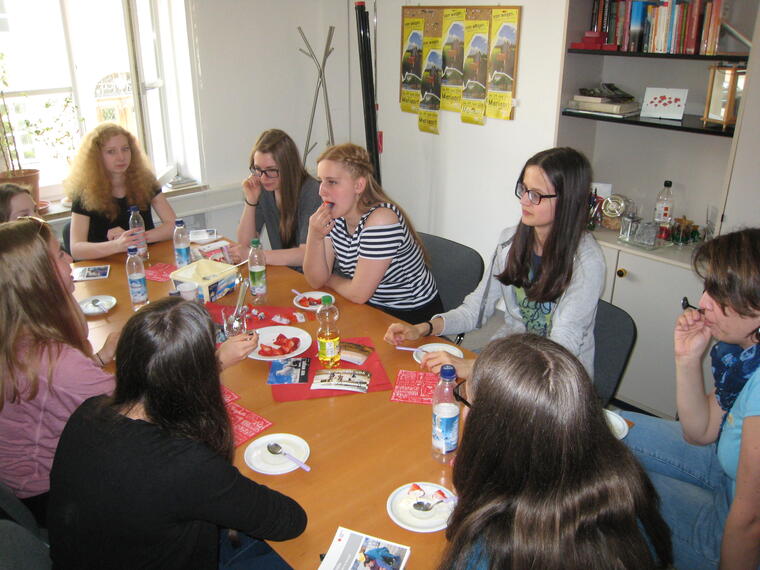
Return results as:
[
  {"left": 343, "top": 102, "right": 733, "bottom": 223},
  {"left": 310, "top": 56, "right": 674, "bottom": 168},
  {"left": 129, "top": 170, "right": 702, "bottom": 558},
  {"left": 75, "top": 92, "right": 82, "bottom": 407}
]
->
[
  {"left": 218, "top": 332, "right": 259, "bottom": 370},
  {"left": 674, "top": 308, "right": 712, "bottom": 361},
  {"left": 106, "top": 226, "right": 126, "bottom": 241},
  {"left": 421, "top": 352, "right": 474, "bottom": 380},
  {"left": 228, "top": 242, "right": 247, "bottom": 264},
  {"left": 111, "top": 227, "right": 143, "bottom": 252},
  {"left": 384, "top": 322, "right": 422, "bottom": 345},
  {"left": 307, "top": 202, "right": 335, "bottom": 238}
]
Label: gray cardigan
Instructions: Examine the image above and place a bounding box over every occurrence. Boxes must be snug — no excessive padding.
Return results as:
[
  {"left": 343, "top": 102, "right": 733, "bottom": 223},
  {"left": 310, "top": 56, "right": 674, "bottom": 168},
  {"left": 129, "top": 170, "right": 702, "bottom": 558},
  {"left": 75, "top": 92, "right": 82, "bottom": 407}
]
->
[{"left": 436, "top": 226, "right": 606, "bottom": 376}]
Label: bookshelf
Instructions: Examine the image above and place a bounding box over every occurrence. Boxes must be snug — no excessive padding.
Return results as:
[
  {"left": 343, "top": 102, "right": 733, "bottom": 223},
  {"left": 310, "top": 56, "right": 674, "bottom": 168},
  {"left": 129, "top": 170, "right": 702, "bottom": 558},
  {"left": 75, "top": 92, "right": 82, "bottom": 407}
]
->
[
  {"left": 567, "top": 49, "right": 748, "bottom": 62},
  {"left": 561, "top": 109, "right": 735, "bottom": 136}
]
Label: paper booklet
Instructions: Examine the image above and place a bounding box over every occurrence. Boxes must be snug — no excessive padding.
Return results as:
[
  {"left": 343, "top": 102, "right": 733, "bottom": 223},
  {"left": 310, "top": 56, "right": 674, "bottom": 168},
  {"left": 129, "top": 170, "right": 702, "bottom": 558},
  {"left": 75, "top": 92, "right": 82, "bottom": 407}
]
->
[
  {"left": 318, "top": 526, "right": 410, "bottom": 570},
  {"left": 267, "top": 358, "right": 311, "bottom": 384},
  {"left": 311, "top": 369, "right": 371, "bottom": 393},
  {"left": 72, "top": 265, "right": 110, "bottom": 281}
]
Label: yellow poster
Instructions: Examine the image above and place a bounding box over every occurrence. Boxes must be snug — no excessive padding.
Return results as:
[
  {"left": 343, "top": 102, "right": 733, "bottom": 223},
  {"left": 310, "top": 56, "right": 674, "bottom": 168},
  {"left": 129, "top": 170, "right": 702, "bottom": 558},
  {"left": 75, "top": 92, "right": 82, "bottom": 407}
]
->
[
  {"left": 440, "top": 9, "right": 465, "bottom": 113},
  {"left": 418, "top": 36, "right": 442, "bottom": 134},
  {"left": 400, "top": 17, "right": 424, "bottom": 114},
  {"left": 460, "top": 20, "right": 489, "bottom": 126},
  {"left": 486, "top": 9, "right": 519, "bottom": 120}
]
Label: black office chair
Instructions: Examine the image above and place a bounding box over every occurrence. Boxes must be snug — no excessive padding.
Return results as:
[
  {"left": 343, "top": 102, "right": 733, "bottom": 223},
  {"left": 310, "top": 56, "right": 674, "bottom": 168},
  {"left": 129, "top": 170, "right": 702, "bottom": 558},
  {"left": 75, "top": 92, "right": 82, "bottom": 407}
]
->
[
  {"left": 419, "top": 232, "right": 485, "bottom": 345},
  {"left": 592, "top": 299, "right": 637, "bottom": 407},
  {"left": 62, "top": 220, "right": 71, "bottom": 255},
  {"left": 0, "top": 482, "right": 51, "bottom": 569}
]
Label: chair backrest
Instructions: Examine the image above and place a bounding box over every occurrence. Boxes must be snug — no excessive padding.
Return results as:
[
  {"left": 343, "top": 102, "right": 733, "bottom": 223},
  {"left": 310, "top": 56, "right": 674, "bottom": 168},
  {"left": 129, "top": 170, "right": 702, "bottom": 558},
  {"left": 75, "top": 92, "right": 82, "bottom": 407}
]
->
[
  {"left": 0, "top": 481, "right": 50, "bottom": 569},
  {"left": 419, "top": 232, "right": 485, "bottom": 312},
  {"left": 62, "top": 220, "right": 71, "bottom": 255},
  {"left": 593, "top": 299, "right": 637, "bottom": 407}
]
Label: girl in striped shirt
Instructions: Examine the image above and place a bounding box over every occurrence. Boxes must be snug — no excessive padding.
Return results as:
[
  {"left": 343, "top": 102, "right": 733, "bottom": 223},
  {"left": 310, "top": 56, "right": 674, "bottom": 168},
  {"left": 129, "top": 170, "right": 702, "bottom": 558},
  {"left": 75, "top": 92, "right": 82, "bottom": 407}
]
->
[{"left": 303, "top": 143, "right": 442, "bottom": 322}]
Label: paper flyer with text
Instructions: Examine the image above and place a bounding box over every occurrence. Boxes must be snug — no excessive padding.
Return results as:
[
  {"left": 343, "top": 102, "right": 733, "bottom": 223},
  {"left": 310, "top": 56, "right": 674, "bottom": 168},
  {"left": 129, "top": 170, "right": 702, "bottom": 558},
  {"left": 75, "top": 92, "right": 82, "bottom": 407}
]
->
[
  {"left": 486, "top": 9, "right": 519, "bottom": 120},
  {"left": 400, "top": 17, "right": 424, "bottom": 114},
  {"left": 418, "top": 35, "right": 442, "bottom": 134},
  {"left": 460, "top": 19, "right": 489, "bottom": 125},
  {"left": 440, "top": 9, "right": 465, "bottom": 112}
]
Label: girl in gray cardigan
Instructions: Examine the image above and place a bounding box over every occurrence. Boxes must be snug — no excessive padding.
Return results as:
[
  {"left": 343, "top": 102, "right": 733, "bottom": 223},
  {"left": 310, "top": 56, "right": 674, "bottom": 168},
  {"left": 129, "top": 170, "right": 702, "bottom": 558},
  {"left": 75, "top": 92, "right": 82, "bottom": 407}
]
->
[{"left": 384, "top": 147, "right": 605, "bottom": 378}]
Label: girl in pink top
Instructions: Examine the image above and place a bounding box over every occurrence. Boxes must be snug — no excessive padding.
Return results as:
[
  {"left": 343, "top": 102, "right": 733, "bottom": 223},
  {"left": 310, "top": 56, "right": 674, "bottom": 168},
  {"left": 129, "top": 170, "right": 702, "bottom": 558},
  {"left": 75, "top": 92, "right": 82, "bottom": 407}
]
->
[{"left": 0, "top": 217, "right": 116, "bottom": 525}]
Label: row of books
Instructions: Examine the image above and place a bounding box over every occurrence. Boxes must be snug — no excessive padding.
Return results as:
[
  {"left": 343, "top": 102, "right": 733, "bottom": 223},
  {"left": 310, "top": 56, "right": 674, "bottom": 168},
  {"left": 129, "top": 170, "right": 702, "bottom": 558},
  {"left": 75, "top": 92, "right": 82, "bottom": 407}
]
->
[
  {"left": 586, "top": 0, "right": 726, "bottom": 55},
  {"left": 565, "top": 94, "right": 642, "bottom": 118}
]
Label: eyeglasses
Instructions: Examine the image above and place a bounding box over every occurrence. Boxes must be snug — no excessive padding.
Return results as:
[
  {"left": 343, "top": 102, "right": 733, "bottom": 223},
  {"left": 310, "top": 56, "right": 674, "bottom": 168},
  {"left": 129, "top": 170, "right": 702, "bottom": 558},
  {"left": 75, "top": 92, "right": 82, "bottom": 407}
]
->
[
  {"left": 453, "top": 381, "right": 471, "bottom": 408},
  {"left": 249, "top": 166, "right": 280, "bottom": 179},
  {"left": 514, "top": 181, "right": 558, "bottom": 205}
]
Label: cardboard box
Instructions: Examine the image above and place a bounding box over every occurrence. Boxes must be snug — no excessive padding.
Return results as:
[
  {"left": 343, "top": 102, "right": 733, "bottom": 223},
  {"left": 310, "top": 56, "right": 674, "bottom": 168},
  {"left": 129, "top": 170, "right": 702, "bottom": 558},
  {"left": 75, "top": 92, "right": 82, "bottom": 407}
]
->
[{"left": 170, "top": 259, "right": 238, "bottom": 303}]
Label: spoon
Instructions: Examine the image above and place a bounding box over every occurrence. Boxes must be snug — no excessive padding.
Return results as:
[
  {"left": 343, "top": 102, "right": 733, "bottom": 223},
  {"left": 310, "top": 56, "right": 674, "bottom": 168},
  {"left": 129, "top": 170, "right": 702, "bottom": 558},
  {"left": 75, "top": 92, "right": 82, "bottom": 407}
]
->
[
  {"left": 90, "top": 298, "right": 108, "bottom": 314},
  {"left": 203, "top": 259, "right": 248, "bottom": 280},
  {"left": 412, "top": 499, "right": 445, "bottom": 512},
  {"left": 395, "top": 346, "right": 428, "bottom": 353},
  {"left": 291, "top": 288, "right": 304, "bottom": 297},
  {"left": 266, "top": 442, "right": 311, "bottom": 472}
]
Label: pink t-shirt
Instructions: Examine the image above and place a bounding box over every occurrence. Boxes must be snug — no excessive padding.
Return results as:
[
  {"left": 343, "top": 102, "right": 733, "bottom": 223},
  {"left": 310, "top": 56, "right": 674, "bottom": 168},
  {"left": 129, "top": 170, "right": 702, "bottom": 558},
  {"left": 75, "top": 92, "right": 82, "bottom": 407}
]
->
[{"left": 0, "top": 343, "right": 114, "bottom": 498}]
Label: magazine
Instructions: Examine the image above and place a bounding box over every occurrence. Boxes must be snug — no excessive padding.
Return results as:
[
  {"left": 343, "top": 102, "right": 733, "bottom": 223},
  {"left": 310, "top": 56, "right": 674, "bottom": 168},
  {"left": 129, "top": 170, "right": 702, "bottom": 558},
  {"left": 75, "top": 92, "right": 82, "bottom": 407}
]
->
[
  {"left": 318, "top": 526, "right": 410, "bottom": 570},
  {"left": 266, "top": 358, "right": 311, "bottom": 384},
  {"left": 311, "top": 369, "right": 371, "bottom": 393},
  {"left": 72, "top": 265, "right": 110, "bottom": 281}
]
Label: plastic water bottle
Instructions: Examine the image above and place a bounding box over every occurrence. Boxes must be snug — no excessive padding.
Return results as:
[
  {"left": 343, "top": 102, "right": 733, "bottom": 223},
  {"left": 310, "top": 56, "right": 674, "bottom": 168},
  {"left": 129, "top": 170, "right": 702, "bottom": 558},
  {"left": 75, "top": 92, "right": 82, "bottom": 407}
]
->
[
  {"left": 173, "top": 219, "right": 191, "bottom": 267},
  {"left": 247, "top": 238, "right": 267, "bottom": 304},
  {"left": 316, "top": 296, "right": 340, "bottom": 368},
  {"left": 654, "top": 180, "right": 674, "bottom": 223},
  {"left": 432, "top": 364, "right": 459, "bottom": 464},
  {"left": 126, "top": 246, "right": 149, "bottom": 311},
  {"left": 128, "top": 206, "right": 149, "bottom": 261}
]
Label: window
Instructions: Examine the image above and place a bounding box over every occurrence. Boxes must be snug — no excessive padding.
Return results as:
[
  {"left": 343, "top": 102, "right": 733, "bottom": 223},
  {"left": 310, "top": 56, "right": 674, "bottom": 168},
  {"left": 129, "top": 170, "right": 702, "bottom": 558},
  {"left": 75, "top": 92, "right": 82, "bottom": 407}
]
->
[{"left": 0, "top": 0, "right": 197, "bottom": 201}]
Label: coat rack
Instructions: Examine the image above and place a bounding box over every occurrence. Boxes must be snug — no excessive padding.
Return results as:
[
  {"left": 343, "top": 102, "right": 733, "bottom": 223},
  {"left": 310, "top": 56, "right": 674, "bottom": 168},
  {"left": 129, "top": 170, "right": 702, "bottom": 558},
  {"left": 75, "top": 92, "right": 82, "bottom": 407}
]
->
[{"left": 298, "top": 26, "right": 336, "bottom": 164}]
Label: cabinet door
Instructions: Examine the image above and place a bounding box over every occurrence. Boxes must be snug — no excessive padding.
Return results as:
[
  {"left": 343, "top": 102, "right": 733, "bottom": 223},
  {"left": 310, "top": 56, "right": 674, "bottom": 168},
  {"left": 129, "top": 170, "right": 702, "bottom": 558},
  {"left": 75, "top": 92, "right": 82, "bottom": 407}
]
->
[{"left": 611, "top": 252, "right": 706, "bottom": 418}]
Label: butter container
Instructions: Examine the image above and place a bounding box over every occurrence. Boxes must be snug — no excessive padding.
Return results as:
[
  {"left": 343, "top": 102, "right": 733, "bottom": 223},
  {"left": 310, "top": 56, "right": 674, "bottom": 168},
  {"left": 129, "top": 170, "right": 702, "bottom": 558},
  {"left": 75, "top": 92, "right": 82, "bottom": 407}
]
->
[{"left": 169, "top": 259, "right": 238, "bottom": 303}]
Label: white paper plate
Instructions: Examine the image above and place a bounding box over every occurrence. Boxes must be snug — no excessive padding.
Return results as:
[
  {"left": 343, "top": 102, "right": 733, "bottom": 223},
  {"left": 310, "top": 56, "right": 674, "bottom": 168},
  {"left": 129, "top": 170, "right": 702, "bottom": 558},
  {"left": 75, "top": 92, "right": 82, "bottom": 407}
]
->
[
  {"left": 244, "top": 433, "right": 310, "bottom": 475},
  {"left": 413, "top": 343, "right": 464, "bottom": 364},
  {"left": 604, "top": 409, "right": 629, "bottom": 439},
  {"left": 292, "top": 291, "right": 334, "bottom": 312},
  {"left": 386, "top": 482, "right": 456, "bottom": 533},
  {"left": 247, "top": 326, "right": 312, "bottom": 361},
  {"left": 79, "top": 295, "right": 117, "bottom": 316}
]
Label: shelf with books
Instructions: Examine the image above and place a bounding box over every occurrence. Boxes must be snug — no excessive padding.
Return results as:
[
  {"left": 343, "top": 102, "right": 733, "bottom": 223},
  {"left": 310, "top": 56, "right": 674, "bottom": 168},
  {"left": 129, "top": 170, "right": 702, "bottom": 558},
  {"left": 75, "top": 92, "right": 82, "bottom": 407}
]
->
[
  {"left": 567, "top": 49, "right": 748, "bottom": 62},
  {"left": 561, "top": 109, "right": 735, "bottom": 137}
]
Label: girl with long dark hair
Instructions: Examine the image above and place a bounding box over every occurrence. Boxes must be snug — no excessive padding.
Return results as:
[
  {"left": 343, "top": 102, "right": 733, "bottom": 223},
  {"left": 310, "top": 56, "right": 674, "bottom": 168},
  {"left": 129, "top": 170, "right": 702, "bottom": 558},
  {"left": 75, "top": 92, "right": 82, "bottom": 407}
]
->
[
  {"left": 232, "top": 129, "right": 322, "bottom": 266},
  {"left": 385, "top": 147, "right": 604, "bottom": 379},
  {"left": 48, "top": 297, "right": 306, "bottom": 568},
  {"left": 440, "top": 334, "right": 672, "bottom": 569}
]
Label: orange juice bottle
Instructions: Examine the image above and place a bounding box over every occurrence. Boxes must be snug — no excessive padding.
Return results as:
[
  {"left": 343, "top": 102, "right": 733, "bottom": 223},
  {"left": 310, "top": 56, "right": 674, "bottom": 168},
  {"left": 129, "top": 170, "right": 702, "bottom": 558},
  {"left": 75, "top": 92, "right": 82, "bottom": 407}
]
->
[{"left": 316, "top": 296, "right": 340, "bottom": 368}]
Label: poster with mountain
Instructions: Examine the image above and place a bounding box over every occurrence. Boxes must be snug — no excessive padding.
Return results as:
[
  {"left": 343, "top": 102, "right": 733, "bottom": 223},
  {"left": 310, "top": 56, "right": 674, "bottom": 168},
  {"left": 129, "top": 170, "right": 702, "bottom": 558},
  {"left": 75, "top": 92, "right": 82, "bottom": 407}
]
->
[{"left": 399, "top": 6, "right": 521, "bottom": 130}]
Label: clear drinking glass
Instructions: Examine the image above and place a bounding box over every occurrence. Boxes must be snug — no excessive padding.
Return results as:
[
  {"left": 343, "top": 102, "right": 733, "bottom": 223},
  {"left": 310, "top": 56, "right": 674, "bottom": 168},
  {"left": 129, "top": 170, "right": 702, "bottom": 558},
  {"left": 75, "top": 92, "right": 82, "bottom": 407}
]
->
[{"left": 223, "top": 308, "right": 247, "bottom": 338}]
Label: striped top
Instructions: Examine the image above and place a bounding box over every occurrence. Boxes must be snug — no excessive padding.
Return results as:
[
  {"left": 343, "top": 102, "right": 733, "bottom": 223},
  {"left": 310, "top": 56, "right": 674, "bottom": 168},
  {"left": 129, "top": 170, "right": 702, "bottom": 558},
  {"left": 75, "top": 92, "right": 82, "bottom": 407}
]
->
[{"left": 328, "top": 203, "right": 438, "bottom": 310}]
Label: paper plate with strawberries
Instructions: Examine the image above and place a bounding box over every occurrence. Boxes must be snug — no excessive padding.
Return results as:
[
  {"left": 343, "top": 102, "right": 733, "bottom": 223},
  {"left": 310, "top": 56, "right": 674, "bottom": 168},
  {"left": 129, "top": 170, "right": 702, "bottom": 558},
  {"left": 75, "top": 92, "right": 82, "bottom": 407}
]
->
[
  {"left": 292, "top": 291, "right": 334, "bottom": 312},
  {"left": 248, "top": 326, "right": 312, "bottom": 361},
  {"left": 386, "top": 482, "right": 456, "bottom": 533}
]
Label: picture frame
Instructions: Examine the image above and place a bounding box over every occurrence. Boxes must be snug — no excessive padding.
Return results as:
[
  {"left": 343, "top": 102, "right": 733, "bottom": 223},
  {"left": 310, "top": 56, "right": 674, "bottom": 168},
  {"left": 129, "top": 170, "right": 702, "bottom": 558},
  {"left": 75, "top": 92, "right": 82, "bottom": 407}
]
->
[{"left": 640, "top": 88, "right": 688, "bottom": 120}]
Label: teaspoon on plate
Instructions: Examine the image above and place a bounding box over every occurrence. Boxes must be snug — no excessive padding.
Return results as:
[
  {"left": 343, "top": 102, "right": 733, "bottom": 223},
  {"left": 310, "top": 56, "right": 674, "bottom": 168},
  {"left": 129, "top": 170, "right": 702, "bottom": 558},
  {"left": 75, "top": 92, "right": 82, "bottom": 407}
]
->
[
  {"left": 90, "top": 298, "right": 108, "bottom": 314},
  {"left": 412, "top": 499, "right": 445, "bottom": 512},
  {"left": 266, "top": 442, "right": 311, "bottom": 472}
]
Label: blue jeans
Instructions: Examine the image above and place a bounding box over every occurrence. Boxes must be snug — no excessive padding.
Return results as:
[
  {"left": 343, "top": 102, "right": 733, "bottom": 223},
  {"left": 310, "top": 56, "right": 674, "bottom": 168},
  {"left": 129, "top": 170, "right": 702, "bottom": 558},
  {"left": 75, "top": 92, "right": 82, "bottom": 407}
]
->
[
  {"left": 621, "top": 411, "right": 732, "bottom": 570},
  {"left": 218, "top": 530, "right": 292, "bottom": 570}
]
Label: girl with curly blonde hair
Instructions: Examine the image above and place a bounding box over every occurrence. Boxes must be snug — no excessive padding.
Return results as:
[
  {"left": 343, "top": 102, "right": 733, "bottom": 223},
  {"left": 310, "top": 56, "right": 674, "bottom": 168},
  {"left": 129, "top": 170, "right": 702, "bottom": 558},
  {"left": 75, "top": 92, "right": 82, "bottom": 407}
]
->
[
  {"left": 303, "top": 142, "right": 442, "bottom": 322},
  {"left": 65, "top": 123, "right": 176, "bottom": 260}
]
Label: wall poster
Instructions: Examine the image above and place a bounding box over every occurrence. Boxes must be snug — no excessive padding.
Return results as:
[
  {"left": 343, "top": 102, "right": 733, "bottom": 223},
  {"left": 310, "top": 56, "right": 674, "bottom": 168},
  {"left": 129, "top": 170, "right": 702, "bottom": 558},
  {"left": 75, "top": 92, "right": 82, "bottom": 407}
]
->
[{"left": 400, "top": 5, "right": 521, "bottom": 133}]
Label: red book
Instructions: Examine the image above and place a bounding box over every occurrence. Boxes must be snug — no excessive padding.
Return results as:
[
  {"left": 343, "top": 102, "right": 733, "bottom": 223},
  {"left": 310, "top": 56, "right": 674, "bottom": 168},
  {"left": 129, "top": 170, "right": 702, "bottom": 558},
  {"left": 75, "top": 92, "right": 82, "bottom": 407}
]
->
[
  {"left": 707, "top": 0, "right": 722, "bottom": 54},
  {"left": 684, "top": 0, "right": 699, "bottom": 54},
  {"left": 622, "top": 0, "right": 633, "bottom": 51}
]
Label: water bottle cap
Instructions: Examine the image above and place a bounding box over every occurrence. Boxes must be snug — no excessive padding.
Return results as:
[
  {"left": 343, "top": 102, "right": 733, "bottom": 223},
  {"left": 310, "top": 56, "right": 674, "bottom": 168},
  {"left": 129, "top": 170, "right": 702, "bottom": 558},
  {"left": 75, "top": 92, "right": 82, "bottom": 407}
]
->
[
  {"left": 127, "top": 246, "right": 138, "bottom": 255},
  {"left": 664, "top": 180, "right": 672, "bottom": 187},
  {"left": 321, "top": 295, "right": 332, "bottom": 305},
  {"left": 250, "top": 238, "right": 260, "bottom": 247},
  {"left": 175, "top": 219, "right": 184, "bottom": 227},
  {"left": 440, "top": 364, "right": 457, "bottom": 380},
  {"left": 129, "top": 205, "right": 138, "bottom": 212}
]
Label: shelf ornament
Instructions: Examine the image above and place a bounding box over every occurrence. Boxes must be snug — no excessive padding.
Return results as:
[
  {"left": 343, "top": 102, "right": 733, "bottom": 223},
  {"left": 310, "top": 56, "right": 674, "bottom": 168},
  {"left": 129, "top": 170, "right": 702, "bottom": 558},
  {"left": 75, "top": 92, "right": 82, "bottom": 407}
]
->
[{"left": 702, "top": 65, "right": 747, "bottom": 130}]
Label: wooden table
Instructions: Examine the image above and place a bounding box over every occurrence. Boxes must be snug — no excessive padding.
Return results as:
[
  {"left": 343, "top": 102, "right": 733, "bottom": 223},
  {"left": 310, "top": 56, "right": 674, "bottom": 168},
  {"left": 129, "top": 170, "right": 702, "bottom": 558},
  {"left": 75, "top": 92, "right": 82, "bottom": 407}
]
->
[{"left": 73, "top": 241, "right": 471, "bottom": 569}]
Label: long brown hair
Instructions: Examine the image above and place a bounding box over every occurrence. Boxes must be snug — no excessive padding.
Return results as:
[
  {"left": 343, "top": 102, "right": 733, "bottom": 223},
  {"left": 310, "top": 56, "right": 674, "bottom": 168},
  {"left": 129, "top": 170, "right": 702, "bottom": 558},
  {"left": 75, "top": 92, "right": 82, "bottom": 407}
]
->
[
  {"left": 0, "top": 183, "right": 34, "bottom": 222},
  {"left": 64, "top": 123, "right": 158, "bottom": 221},
  {"left": 317, "top": 143, "right": 427, "bottom": 259},
  {"left": 439, "top": 335, "right": 672, "bottom": 569},
  {"left": 110, "top": 298, "right": 233, "bottom": 460},
  {"left": 498, "top": 147, "right": 592, "bottom": 302},
  {"left": 250, "top": 129, "right": 314, "bottom": 248},
  {"left": 0, "top": 218, "right": 90, "bottom": 410}
]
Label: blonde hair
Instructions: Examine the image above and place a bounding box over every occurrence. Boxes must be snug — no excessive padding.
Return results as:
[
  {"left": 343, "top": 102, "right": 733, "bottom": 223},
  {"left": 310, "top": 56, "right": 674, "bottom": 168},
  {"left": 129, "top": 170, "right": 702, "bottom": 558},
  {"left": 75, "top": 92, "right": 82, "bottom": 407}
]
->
[
  {"left": 0, "top": 218, "right": 90, "bottom": 409},
  {"left": 64, "top": 123, "right": 158, "bottom": 221},
  {"left": 317, "top": 143, "right": 427, "bottom": 258}
]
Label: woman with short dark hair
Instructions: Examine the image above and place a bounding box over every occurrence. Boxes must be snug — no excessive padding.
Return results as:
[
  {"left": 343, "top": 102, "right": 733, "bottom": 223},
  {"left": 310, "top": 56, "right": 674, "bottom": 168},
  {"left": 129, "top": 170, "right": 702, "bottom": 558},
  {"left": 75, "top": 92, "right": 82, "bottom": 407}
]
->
[
  {"left": 440, "top": 334, "right": 672, "bottom": 569},
  {"left": 48, "top": 297, "right": 306, "bottom": 568},
  {"left": 622, "top": 228, "right": 760, "bottom": 569}
]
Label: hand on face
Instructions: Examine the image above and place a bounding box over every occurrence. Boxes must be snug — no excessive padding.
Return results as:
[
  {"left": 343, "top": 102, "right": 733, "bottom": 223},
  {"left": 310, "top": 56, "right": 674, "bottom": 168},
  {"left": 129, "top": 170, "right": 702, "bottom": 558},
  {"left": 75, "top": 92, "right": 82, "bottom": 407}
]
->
[
  {"left": 674, "top": 308, "right": 712, "bottom": 360},
  {"left": 242, "top": 174, "right": 263, "bottom": 203},
  {"left": 308, "top": 202, "right": 336, "bottom": 238}
]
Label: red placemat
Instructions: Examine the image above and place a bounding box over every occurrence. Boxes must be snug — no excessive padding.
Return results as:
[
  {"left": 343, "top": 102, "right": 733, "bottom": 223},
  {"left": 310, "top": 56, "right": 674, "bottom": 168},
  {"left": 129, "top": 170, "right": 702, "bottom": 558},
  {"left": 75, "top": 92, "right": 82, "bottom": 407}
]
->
[
  {"left": 270, "top": 337, "right": 391, "bottom": 402},
  {"left": 205, "top": 302, "right": 314, "bottom": 328},
  {"left": 145, "top": 262, "right": 177, "bottom": 282},
  {"left": 390, "top": 370, "right": 438, "bottom": 404},
  {"left": 226, "top": 400, "right": 272, "bottom": 447}
]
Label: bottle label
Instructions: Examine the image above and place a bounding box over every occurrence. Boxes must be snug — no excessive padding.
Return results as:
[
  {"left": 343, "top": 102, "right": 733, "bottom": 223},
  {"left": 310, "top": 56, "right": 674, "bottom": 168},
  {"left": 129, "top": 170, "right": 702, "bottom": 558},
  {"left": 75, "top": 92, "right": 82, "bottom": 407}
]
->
[
  {"left": 432, "top": 402, "right": 459, "bottom": 453},
  {"left": 128, "top": 274, "right": 148, "bottom": 304},
  {"left": 249, "top": 266, "right": 266, "bottom": 295},
  {"left": 318, "top": 336, "right": 340, "bottom": 358},
  {"left": 174, "top": 246, "right": 191, "bottom": 267}
]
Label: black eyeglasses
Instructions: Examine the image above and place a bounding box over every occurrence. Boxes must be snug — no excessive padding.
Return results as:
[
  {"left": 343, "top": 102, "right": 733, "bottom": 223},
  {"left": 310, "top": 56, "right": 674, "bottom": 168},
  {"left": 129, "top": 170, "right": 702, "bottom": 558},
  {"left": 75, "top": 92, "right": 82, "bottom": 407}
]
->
[
  {"left": 249, "top": 166, "right": 280, "bottom": 179},
  {"left": 453, "top": 381, "right": 471, "bottom": 408},
  {"left": 681, "top": 296, "right": 705, "bottom": 314},
  {"left": 514, "top": 181, "right": 558, "bottom": 205}
]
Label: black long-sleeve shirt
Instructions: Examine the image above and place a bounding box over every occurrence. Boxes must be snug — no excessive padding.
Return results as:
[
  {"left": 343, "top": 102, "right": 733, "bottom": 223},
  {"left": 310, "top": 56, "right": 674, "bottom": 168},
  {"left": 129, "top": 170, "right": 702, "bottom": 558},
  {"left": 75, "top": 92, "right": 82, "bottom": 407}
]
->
[{"left": 48, "top": 396, "right": 306, "bottom": 569}]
